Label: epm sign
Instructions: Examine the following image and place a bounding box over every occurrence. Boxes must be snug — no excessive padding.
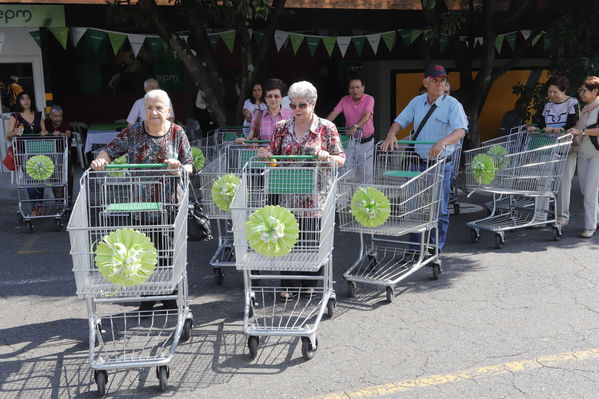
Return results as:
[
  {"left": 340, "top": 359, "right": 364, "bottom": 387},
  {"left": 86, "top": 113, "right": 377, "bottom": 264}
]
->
[{"left": 0, "top": 5, "right": 65, "bottom": 27}]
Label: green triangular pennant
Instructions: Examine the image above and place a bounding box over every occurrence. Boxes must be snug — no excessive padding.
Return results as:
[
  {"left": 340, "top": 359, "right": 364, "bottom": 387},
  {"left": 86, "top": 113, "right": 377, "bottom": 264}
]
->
[
  {"left": 505, "top": 31, "right": 516, "bottom": 51},
  {"left": 208, "top": 34, "right": 219, "bottom": 49},
  {"left": 289, "top": 33, "right": 304, "bottom": 55},
  {"left": 305, "top": 36, "right": 321, "bottom": 56},
  {"left": 108, "top": 31, "right": 126, "bottom": 55},
  {"left": 253, "top": 30, "right": 265, "bottom": 45},
  {"left": 399, "top": 30, "right": 411, "bottom": 47},
  {"left": 410, "top": 29, "right": 423, "bottom": 44},
  {"left": 87, "top": 29, "right": 107, "bottom": 53},
  {"left": 382, "top": 31, "right": 396, "bottom": 52},
  {"left": 49, "top": 27, "right": 68, "bottom": 50},
  {"left": 146, "top": 37, "right": 164, "bottom": 54},
  {"left": 352, "top": 36, "right": 366, "bottom": 56},
  {"left": 322, "top": 36, "right": 336, "bottom": 57},
  {"left": 495, "top": 34, "right": 504, "bottom": 54},
  {"left": 439, "top": 35, "right": 448, "bottom": 53},
  {"left": 220, "top": 31, "right": 236, "bottom": 52},
  {"left": 532, "top": 31, "right": 543, "bottom": 47},
  {"left": 29, "top": 30, "right": 41, "bottom": 48}
]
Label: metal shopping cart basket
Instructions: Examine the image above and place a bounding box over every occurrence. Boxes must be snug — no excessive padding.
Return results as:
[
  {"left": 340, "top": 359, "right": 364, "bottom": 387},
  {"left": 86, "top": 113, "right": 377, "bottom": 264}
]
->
[
  {"left": 336, "top": 141, "right": 446, "bottom": 302},
  {"left": 231, "top": 155, "right": 337, "bottom": 361},
  {"left": 67, "top": 163, "right": 192, "bottom": 395},
  {"left": 464, "top": 133, "right": 572, "bottom": 248},
  {"left": 13, "top": 136, "right": 69, "bottom": 232}
]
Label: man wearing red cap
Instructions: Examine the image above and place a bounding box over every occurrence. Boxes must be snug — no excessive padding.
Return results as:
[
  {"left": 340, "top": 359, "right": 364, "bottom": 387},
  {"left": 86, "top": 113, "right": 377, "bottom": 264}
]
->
[{"left": 382, "top": 64, "right": 468, "bottom": 256}]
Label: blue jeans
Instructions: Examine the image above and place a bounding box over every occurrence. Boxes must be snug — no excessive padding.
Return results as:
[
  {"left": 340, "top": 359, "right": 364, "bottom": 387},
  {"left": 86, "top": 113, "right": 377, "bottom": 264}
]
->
[{"left": 27, "top": 187, "right": 44, "bottom": 206}]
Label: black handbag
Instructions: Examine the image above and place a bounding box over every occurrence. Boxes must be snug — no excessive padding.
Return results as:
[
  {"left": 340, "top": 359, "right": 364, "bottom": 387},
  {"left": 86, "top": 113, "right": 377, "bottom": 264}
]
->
[{"left": 188, "top": 187, "right": 212, "bottom": 241}]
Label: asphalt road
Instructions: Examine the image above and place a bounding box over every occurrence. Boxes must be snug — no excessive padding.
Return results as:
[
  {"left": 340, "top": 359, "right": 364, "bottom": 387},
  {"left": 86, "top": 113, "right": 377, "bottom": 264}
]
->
[{"left": 1, "top": 168, "right": 598, "bottom": 399}]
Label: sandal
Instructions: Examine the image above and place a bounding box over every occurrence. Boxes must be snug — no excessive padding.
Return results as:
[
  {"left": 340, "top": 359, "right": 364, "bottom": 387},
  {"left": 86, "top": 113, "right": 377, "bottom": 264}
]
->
[{"left": 280, "top": 292, "right": 296, "bottom": 302}]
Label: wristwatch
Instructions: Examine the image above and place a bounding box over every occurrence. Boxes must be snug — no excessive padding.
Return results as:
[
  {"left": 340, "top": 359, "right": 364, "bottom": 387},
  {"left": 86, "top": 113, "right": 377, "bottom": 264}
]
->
[
  {"left": 352, "top": 124, "right": 359, "bottom": 129},
  {"left": 582, "top": 128, "right": 586, "bottom": 135}
]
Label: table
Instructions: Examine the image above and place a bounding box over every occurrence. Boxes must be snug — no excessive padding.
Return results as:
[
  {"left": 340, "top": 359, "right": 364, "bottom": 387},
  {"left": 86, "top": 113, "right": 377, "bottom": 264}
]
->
[{"left": 84, "top": 123, "right": 127, "bottom": 153}]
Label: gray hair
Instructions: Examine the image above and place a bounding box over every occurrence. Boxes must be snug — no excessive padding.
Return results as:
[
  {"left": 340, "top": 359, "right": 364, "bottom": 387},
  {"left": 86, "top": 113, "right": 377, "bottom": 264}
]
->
[
  {"left": 144, "top": 89, "right": 171, "bottom": 107},
  {"left": 143, "top": 78, "right": 159, "bottom": 90},
  {"left": 50, "top": 105, "right": 63, "bottom": 114},
  {"left": 288, "top": 81, "right": 318, "bottom": 103},
  {"left": 444, "top": 81, "right": 451, "bottom": 94}
]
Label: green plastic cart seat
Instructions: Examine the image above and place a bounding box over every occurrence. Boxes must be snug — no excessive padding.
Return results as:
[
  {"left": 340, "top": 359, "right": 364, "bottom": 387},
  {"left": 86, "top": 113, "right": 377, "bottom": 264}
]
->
[
  {"left": 267, "top": 169, "right": 315, "bottom": 194},
  {"left": 106, "top": 202, "right": 161, "bottom": 212},
  {"left": 340, "top": 134, "right": 350, "bottom": 148},
  {"left": 383, "top": 170, "right": 422, "bottom": 178},
  {"left": 239, "top": 149, "right": 258, "bottom": 168},
  {"left": 26, "top": 140, "right": 55, "bottom": 154},
  {"left": 223, "top": 132, "right": 239, "bottom": 142}
]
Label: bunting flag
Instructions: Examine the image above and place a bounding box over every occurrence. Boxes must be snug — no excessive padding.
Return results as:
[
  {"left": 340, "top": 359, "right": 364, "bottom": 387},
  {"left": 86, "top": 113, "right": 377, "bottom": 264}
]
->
[
  {"left": 337, "top": 36, "right": 351, "bottom": 57},
  {"left": 70, "top": 27, "right": 87, "bottom": 47},
  {"left": 127, "top": 33, "right": 145, "bottom": 57},
  {"left": 322, "top": 36, "right": 336, "bottom": 56},
  {"left": 49, "top": 27, "right": 68, "bottom": 50},
  {"left": 274, "top": 30, "right": 288, "bottom": 52},
  {"left": 474, "top": 36, "right": 483, "bottom": 47},
  {"left": 108, "top": 31, "right": 127, "bottom": 55},
  {"left": 495, "top": 34, "right": 504, "bottom": 53},
  {"left": 208, "top": 34, "right": 219, "bottom": 49},
  {"left": 220, "top": 31, "right": 236, "bottom": 52},
  {"left": 399, "top": 30, "right": 411, "bottom": 47},
  {"left": 248, "top": 28, "right": 253, "bottom": 39},
  {"left": 29, "top": 30, "right": 41, "bottom": 48},
  {"left": 0, "top": 32, "right": 5, "bottom": 54},
  {"left": 520, "top": 30, "right": 531, "bottom": 40},
  {"left": 505, "top": 31, "right": 516, "bottom": 51},
  {"left": 289, "top": 33, "right": 304, "bottom": 55},
  {"left": 352, "top": 36, "right": 366, "bottom": 56},
  {"left": 145, "top": 36, "right": 164, "bottom": 54},
  {"left": 532, "top": 31, "right": 544, "bottom": 47},
  {"left": 366, "top": 33, "right": 381, "bottom": 54},
  {"left": 381, "top": 31, "right": 396, "bottom": 52},
  {"left": 253, "top": 30, "right": 265, "bottom": 45},
  {"left": 87, "top": 29, "right": 107, "bottom": 53},
  {"left": 305, "top": 36, "right": 321, "bottom": 56},
  {"left": 439, "top": 35, "right": 448, "bottom": 52},
  {"left": 410, "top": 29, "right": 423, "bottom": 44}
]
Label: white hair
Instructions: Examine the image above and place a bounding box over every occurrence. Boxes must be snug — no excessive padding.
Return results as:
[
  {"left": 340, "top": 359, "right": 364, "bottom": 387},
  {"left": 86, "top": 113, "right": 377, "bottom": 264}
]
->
[
  {"left": 288, "top": 81, "right": 318, "bottom": 103},
  {"left": 144, "top": 89, "right": 171, "bottom": 107},
  {"left": 143, "top": 78, "right": 159, "bottom": 90}
]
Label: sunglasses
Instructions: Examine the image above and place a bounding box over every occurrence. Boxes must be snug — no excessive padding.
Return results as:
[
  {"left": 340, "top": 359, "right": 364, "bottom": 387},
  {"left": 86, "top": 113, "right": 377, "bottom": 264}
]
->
[
  {"left": 266, "top": 94, "right": 281, "bottom": 99},
  {"left": 289, "top": 102, "right": 310, "bottom": 110}
]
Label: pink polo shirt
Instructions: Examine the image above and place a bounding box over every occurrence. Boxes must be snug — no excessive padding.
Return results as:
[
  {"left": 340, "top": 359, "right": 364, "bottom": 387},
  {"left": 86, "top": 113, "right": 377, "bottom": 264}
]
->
[{"left": 333, "top": 94, "right": 375, "bottom": 138}]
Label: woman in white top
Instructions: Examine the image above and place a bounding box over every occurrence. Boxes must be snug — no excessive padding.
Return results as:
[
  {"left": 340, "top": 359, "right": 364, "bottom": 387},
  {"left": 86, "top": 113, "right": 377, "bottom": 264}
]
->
[
  {"left": 242, "top": 83, "right": 266, "bottom": 136},
  {"left": 568, "top": 76, "right": 599, "bottom": 238}
]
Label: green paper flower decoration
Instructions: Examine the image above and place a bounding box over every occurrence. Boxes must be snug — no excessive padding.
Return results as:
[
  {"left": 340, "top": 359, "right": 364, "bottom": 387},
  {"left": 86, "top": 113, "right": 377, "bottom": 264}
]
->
[
  {"left": 212, "top": 174, "right": 241, "bottom": 212},
  {"left": 350, "top": 186, "right": 391, "bottom": 227},
  {"left": 486, "top": 145, "right": 509, "bottom": 169},
  {"left": 95, "top": 228, "right": 157, "bottom": 288},
  {"left": 108, "top": 155, "right": 127, "bottom": 177},
  {"left": 246, "top": 205, "right": 300, "bottom": 257},
  {"left": 26, "top": 155, "right": 54, "bottom": 181},
  {"left": 192, "top": 147, "right": 205, "bottom": 171},
  {"left": 470, "top": 153, "right": 496, "bottom": 185}
]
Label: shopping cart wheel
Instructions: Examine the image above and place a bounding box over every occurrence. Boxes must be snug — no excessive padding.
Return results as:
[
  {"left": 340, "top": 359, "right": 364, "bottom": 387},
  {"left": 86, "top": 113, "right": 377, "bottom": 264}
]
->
[
  {"left": 494, "top": 233, "right": 505, "bottom": 249},
  {"left": 326, "top": 298, "right": 336, "bottom": 319},
  {"left": 25, "top": 221, "right": 34, "bottom": 233},
  {"left": 94, "top": 370, "right": 108, "bottom": 397},
  {"left": 432, "top": 263, "right": 441, "bottom": 280},
  {"left": 385, "top": 286, "right": 394, "bottom": 303},
  {"left": 552, "top": 226, "right": 562, "bottom": 241},
  {"left": 347, "top": 281, "right": 358, "bottom": 298},
  {"left": 180, "top": 319, "right": 193, "bottom": 342},
  {"left": 301, "top": 336, "right": 318, "bottom": 360},
  {"left": 453, "top": 203, "right": 460, "bottom": 216},
  {"left": 55, "top": 219, "right": 63, "bottom": 232},
  {"left": 213, "top": 268, "right": 224, "bottom": 285},
  {"left": 470, "top": 229, "right": 480, "bottom": 243},
  {"left": 156, "top": 366, "right": 169, "bottom": 392},
  {"left": 248, "top": 336, "right": 259, "bottom": 360}
]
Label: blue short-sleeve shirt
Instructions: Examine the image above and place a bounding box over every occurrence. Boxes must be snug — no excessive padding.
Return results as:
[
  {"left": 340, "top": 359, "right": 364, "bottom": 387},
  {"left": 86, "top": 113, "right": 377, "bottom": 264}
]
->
[{"left": 394, "top": 94, "right": 468, "bottom": 160}]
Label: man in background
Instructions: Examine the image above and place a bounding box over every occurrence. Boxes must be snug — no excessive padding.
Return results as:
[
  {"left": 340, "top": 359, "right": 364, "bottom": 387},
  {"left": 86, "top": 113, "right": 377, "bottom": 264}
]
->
[{"left": 127, "top": 78, "right": 175, "bottom": 126}]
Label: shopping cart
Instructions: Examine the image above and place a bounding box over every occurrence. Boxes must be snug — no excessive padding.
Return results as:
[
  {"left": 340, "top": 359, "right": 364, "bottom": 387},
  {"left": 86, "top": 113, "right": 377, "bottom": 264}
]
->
[
  {"left": 67, "top": 164, "right": 192, "bottom": 395},
  {"left": 464, "top": 133, "right": 573, "bottom": 248},
  {"left": 12, "top": 136, "right": 69, "bottom": 232},
  {"left": 231, "top": 155, "right": 337, "bottom": 361},
  {"left": 196, "top": 140, "right": 269, "bottom": 284},
  {"left": 214, "top": 126, "right": 245, "bottom": 144},
  {"left": 336, "top": 141, "right": 446, "bottom": 302},
  {"left": 448, "top": 138, "right": 463, "bottom": 215}
]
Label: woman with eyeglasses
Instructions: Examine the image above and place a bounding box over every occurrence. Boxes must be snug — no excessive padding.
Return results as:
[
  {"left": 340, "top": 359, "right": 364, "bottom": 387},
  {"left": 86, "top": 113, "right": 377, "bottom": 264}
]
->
[
  {"left": 567, "top": 76, "right": 599, "bottom": 238},
  {"left": 237, "top": 78, "right": 292, "bottom": 143},
  {"left": 257, "top": 81, "right": 345, "bottom": 301}
]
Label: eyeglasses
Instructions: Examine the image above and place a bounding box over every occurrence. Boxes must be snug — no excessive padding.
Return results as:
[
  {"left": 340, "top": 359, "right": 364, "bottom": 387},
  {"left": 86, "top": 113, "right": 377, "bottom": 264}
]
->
[
  {"left": 289, "top": 102, "right": 310, "bottom": 110},
  {"left": 266, "top": 94, "right": 281, "bottom": 99},
  {"left": 578, "top": 87, "right": 589, "bottom": 94}
]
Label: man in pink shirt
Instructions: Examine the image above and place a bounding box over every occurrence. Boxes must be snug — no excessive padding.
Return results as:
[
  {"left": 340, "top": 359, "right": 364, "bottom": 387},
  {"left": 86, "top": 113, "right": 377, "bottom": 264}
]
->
[{"left": 327, "top": 78, "right": 375, "bottom": 182}]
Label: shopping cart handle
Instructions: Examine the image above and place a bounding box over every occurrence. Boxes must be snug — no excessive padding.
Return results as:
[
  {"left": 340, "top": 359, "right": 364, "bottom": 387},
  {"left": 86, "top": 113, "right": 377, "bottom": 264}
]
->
[
  {"left": 267, "top": 155, "right": 318, "bottom": 160},
  {"left": 396, "top": 140, "right": 438, "bottom": 145},
  {"left": 105, "top": 163, "right": 168, "bottom": 169},
  {"left": 245, "top": 140, "right": 270, "bottom": 144}
]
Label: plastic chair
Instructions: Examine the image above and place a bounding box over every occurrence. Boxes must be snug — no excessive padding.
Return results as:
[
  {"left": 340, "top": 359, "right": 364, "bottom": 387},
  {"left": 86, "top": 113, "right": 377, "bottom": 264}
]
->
[
  {"left": 114, "top": 119, "right": 128, "bottom": 125},
  {"left": 70, "top": 122, "right": 88, "bottom": 168}
]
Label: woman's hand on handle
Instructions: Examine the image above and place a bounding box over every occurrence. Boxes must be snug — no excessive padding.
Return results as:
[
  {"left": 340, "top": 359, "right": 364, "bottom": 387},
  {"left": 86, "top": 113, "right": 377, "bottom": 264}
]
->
[
  {"left": 257, "top": 147, "right": 271, "bottom": 159},
  {"left": 90, "top": 158, "right": 108, "bottom": 171}
]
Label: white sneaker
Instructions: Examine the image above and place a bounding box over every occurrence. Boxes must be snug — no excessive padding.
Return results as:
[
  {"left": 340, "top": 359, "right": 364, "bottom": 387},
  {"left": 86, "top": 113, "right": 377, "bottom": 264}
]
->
[{"left": 580, "top": 229, "right": 596, "bottom": 238}]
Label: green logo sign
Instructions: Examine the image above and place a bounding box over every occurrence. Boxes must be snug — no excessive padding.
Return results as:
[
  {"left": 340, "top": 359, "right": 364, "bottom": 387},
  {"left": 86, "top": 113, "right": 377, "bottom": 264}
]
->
[{"left": 0, "top": 5, "right": 65, "bottom": 27}]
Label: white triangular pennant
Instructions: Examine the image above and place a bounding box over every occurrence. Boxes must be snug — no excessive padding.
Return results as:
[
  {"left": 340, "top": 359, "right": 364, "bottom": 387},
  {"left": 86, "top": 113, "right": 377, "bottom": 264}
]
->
[
  {"left": 127, "top": 33, "right": 145, "bottom": 57},
  {"left": 521, "top": 30, "right": 531, "bottom": 40},
  {"left": 70, "top": 27, "right": 87, "bottom": 47},
  {"left": 180, "top": 35, "right": 188, "bottom": 44},
  {"left": 337, "top": 36, "right": 351, "bottom": 57},
  {"left": 366, "top": 33, "right": 381, "bottom": 54},
  {"left": 0, "top": 32, "right": 5, "bottom": 54},
  {"left": 274, "top": 30, "right": 289, "bottom": 52},
  {"left": 474, "top": 36, "right": 483, "bottom": 47}
]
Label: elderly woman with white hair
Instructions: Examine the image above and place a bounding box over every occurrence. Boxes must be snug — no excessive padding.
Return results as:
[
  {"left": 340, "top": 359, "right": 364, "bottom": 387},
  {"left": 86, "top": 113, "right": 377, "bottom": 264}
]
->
[{"left": 257, "top": 80, "right": 345, "bottom": 301}]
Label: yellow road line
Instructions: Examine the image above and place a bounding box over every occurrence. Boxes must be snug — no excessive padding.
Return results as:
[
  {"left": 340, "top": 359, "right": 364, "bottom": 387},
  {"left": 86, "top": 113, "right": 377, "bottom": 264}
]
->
[{"left": 313, "top": 348, "right": 599, "bottom": 399}]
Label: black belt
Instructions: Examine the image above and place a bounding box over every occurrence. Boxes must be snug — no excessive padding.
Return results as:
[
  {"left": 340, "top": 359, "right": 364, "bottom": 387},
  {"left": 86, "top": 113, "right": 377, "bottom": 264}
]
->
[{"left": 359, "top": 135, "right": 374, "bottom": 144}]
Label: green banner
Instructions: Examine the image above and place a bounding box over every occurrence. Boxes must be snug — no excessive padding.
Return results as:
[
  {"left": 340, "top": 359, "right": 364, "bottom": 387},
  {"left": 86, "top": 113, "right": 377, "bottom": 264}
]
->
[
  {"left": 439, "top": 35, "right": 448, "bottom": 53},
  {"left": 382, "top": 31, "right": 396, "bottom": 52},
  {"left": 399, "top": 30, "right": 411, "bottom": 47},
  {"left": 49, "top": 27, "right": 68, "bottom": 50},
  {"left": 322, "top": 36, "right": 336, "bottom": 56},
  {"left": 253, "top": 30, "right": 265, "bottom": 45},
  {"left": 305, "top": 36, "right": 320, "bottom": 56},
  {"left": 289, "top": 33, "right": 304, "bottom": 55},
  {"left": 108, "top": 31, "right": 126, "bottom": 55},
  {"left": 208, "top": 34, "right": 219, "bottom": 49},
  {"left": 352, "top": 36, "right": 366, "bottom": 56},
  {"left": 29, "top": 29, "right": 41, "bottom": 48},
  {"left": 220, "top": 31, "right": 236, "bottom": 52},
  {"left": 0, "top": 5, "right": 65, "bottom": 27},
  {"left": 495, "top": 34, "right": 504, "bottom": 54},
  {"left": 505, "top": 31, "right": 516, "bottom": 51},
  {"left": 146, "top": 36, "right": 165, "bottom": 54},
  {"left": 87, "top": 29, "right": 106, "bottom": 53}
]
